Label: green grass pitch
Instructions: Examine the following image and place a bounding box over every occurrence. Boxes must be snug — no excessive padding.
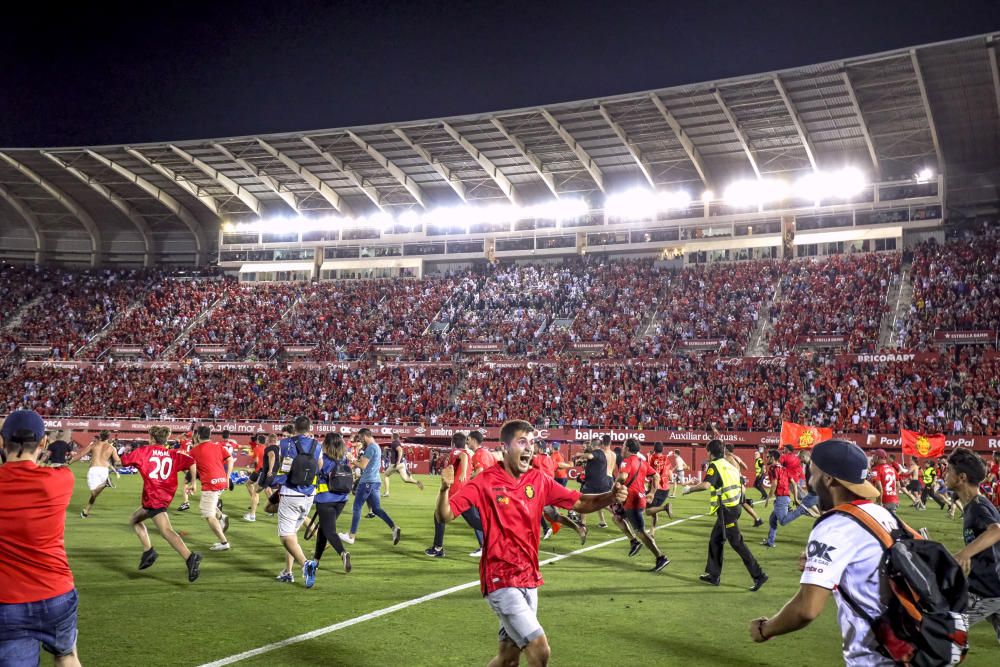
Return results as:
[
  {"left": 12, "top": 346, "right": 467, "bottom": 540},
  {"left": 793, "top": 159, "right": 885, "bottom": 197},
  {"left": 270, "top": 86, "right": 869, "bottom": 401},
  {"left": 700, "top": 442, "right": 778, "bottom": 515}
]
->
[{"left": 57, "top": 467, "right": 997, "bottom": 666}]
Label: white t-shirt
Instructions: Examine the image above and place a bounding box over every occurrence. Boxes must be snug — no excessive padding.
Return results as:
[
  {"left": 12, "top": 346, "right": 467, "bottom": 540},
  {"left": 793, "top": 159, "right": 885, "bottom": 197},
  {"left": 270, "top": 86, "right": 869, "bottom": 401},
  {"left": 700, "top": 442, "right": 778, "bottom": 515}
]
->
[{"left": 800, "top": 502, "right": 896, "bottom": 667}]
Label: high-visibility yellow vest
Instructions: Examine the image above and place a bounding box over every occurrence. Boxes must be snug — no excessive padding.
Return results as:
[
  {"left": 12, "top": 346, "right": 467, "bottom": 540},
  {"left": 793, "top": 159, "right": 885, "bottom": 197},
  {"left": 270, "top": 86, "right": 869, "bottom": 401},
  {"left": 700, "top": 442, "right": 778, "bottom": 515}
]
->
[
  {"left": 709, "top": 458, "right": 743, "bottom": 513},
  {"left": 922, "top": 467, "right": 936, "bottom": 485},
  {"left": 754, "top": 458, "right": 765, "bottom": 475}
]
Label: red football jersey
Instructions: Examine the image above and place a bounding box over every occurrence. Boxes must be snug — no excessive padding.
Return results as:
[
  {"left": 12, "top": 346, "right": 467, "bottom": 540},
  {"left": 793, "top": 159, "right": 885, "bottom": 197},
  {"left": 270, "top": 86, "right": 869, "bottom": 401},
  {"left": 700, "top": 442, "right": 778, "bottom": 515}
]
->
[
  {"left": 471, "top": 447, "right": 496, "bottom": 475},
  {"left": 448, "top": 448, "right": 472, "bottom": 497},
  {"left": 550, "top": 451, "right": 568, "bottom": 480},
  {"left": 532, "top": 453, "right": 556, "bottom": 479},
  {"left": 647, "top": 453, "right": 673, "bottom": 491},
  {"left": 189, "top": 441, "right": 232, "bottom": 491},
  {"left": 122, "top": 444, "right": 195, "bottom": 509},
  {"left": 768, "top": 463, "right": 790, "bottom": 497},
  {"left": 449, "top": 465, "right": 581, "bottom": 596},
  {"left": 252, "top": 443, "right": 266, "bottom": 469},
  {"left": 619, "top": 455, "right": 654, "bottom": 509},
  {"left": 871, "top": 463, "right": 899, "bottom": 505}
]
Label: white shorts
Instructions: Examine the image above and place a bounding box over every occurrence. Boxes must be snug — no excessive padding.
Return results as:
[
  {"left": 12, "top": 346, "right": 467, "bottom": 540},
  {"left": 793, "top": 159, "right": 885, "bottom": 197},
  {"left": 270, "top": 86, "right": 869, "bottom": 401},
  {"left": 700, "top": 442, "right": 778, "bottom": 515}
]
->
[
  {"left": 485, "top": 587, "right": 543, "bottom": 649},
  {"left": 277, "top": 494, "right": 315, "bottom": 537},
  {"left": 385, "top": 463, "right": 408, "bottom": 477},
  {"left": 199, "top": 490, "right": 222, "bottom": 518},
  {"left": 87, "top": 467, "right": 109, "bottom": 491}
]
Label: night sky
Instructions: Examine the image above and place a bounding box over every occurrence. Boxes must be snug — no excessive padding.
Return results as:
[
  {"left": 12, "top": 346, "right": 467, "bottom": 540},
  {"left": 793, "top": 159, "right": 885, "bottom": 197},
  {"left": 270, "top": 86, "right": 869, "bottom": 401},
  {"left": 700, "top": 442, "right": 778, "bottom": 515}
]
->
[{"left": 3, "top": 0, "right": 999, "bottom": 148}]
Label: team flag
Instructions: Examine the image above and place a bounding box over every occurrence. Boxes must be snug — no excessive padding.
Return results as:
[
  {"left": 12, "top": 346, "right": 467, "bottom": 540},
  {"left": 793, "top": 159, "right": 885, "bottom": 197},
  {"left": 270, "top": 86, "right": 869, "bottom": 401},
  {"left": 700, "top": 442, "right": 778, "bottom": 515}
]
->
[
  {"left": 900, "top": 429, "right": 946, "bottom": 458},
  {"left": 780, "top": 422, "right": 834, "bottom": 449}
]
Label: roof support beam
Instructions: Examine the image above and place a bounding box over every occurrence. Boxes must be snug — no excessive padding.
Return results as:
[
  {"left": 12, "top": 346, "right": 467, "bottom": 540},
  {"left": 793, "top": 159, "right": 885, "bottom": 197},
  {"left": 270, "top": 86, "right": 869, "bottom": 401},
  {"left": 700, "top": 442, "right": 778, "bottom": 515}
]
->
[
  {"left": 840, "top": 70, "right": 881, "bottom": 180},
  {"left": 393, "top": 128, "right": 466, "bottom": 202},
  {"left": 988, "top": 36, "right": 1000, "bottom": 121},
  {"left": 597, "top": 106, "right": 656, "bottom": 188},
  {"left": 441, "top": 122, "right": 520, "bottom": 205},
  {"left": 169, "top": 145, "right": 263, "bottom": 216},
  {"left": 85, "top": 150, "right": 208, "bottom": 266},
  {"left": 43, "top": 152, "right": 155, "bottom": 267},
  {"left": 648, "top": 94, "right": 712, "bottom": 189},
  {"left": 256, "top": 139, "right": 352, "bottom": 216},
  {"left": 212, "top": 143, "right": 300, "bottom": 215},
  {"left": 539, "top": 109, "right": 605, "bottom": 192},
  {"left": 300, "top": 136, "right": 384, "bottom": 212},
  {"left": 909, "top": 49, "right": 944, "bottom": 170},
  {"left": 490, "top": 118, "right": 559, "bottom": 198},
  {"left": 0, "top": 152, "right": 102, "bottom": 266},
  {"left": 125, "top": 147, "right": 222, "bottom": 218},
  {"left": 0, "top": 184, "right": 46, "bottom": 263},
  {"left": 345, "top": 130, "right": 428, "bottom": 209},
  {"left": 712, "top": 89, "right": 761, "bottom": 178},
  {"left": 773, "top": 77, "right": 819, "bottom": 171}
]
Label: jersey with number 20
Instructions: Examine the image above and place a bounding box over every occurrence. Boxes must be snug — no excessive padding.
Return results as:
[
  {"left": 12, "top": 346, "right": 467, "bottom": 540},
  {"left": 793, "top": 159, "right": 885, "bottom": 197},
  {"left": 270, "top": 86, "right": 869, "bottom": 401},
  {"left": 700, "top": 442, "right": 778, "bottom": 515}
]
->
[{"left": 121, "top": 445, "right": 195, "bottom": 510}]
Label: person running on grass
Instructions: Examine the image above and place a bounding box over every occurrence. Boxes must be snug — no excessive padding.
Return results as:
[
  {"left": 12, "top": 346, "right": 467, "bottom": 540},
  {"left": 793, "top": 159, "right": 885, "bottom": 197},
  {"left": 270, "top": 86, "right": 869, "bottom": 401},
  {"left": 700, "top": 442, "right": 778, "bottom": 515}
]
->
[
  {"left": 187, "top": 426, "right": 233, "bottom": 552},
  {"left": 272, "top": 417, "right": 322, "bottom": 587},
  {"left": 382, "top": 432, "right": 424, "bottom": 494},
  {"left": 309, "top": 433, "right": 353, "bottom": 575},
  {"left": 426, "top": 432, "right": 484, "bottom": 558},
  {"left": 340, "top": 428, "right": 400, "bottom": 547},
  {"left": 618, "top": 439, "right": 669, "bottom": 571},
  {"left": 120, "top": 426, "right": 201, "bottom": 581},
  {"left": 72, "top": 430, "right": 121, "bottom": 518},
  {"left": 645, "top": 442, "right": 674, "bottom": 527},
  {"left": 436, "top": 420, "right": 626, "bottom": 667}
]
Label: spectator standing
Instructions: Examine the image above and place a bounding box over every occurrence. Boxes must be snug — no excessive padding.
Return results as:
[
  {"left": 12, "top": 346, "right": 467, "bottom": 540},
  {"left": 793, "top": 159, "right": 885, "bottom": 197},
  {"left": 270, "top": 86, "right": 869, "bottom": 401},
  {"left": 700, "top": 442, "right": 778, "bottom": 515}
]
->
[
  {"left": 0, "top": 410, "right": 81, "bottom": 666},
  {"left": 340, "top": 428, "right": 400, "bottom": 547}
]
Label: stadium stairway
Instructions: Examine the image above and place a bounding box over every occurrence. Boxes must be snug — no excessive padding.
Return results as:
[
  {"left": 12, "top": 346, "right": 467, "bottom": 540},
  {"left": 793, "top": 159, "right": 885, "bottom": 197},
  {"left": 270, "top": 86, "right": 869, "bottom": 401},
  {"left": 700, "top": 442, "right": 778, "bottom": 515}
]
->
[
  {"left": 75, "top": 290, "right": 152, "bottom": 359},
  {"left": 746, "top": 281, "right": 780, "bottom": 356},
  {"left": 879, "top": 261, "right": 913, "bottom": 349},
  {"left": 0, "top": 294, "right": 43, "bottom": 333},
  {"left": 161, "top": 294, "right": 227, "bottom": 359}
]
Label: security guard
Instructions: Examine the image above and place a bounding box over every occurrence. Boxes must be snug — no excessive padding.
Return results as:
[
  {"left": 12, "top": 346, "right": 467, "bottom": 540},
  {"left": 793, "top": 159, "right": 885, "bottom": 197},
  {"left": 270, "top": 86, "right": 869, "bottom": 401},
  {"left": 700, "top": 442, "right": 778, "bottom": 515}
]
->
[
  {"left": 683, "top": 439, "right": 768, "bottom": 591},
  {"left": 752, "top": 449, "right": 769, "bottom": 504}
]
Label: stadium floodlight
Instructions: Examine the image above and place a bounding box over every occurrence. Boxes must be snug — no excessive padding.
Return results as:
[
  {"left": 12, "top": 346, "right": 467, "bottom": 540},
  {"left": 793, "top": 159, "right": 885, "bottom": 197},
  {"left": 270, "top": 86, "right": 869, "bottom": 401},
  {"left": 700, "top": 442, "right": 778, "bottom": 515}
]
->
[
  {"left": 605, "top": 187, "right": 660, "bottom": 220},
  {"left": 916, "top": 167, "right": 934, "bottom": 183},
  {"left": 701, "top": 190, "right": 714, "bottom": 203},
  {"left": 723, "top": 178, "right": 790, "bottom": 207},
  {"left": 658, "top": 190, "right": 691, "bottom": 210},
  {"left": 793, "top": 167, "right": 866, "bottom": 202},
  {"left": 526, "top": 198, "right": 589, "bottom": 221},
  {"left": 397, "top": 209, "right": 422, "bottom": 229}
]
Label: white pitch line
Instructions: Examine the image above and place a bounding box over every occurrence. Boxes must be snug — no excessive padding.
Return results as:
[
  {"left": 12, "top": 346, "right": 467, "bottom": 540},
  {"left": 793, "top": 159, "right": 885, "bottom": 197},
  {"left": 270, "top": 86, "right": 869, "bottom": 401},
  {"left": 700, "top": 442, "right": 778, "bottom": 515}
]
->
[{"left": 196, "top": 512, "right": 709, "bottom": 667}]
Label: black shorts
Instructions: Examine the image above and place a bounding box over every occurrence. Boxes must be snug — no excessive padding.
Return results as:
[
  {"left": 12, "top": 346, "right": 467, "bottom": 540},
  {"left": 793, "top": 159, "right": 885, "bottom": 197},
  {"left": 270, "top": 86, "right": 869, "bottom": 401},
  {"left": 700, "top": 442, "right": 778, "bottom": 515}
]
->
[
  {"left": 184, "top": 470, "right": 192, "bottom": 484},
  {"left": 624, "top": 507, "right": 646, "bottom": 532},
  {"left": 248, "top": 470, "right": 261, "bottom": 484},
  {"left": 581, "top": 484, "right": 611, "bottom": 495},
  {"left": 907, "top": 480, "right": 922, "bottom": 493},
  {"left": 651, "top": 490, "right": 670, "bottom": 507},
  {"left": 142, "top": 506, "right": 168, "bottom": 517}
]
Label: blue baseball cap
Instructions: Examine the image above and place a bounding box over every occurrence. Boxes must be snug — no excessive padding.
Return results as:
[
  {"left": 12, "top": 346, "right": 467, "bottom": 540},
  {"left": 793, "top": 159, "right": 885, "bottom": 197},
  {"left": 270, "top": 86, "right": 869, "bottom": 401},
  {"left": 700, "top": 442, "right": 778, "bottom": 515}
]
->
[
  {"left": 2, "top": 410, "right": 47, "bottom": 445},
  {"left": 810, "top": 439, "right": 879, "bottom": 499}
]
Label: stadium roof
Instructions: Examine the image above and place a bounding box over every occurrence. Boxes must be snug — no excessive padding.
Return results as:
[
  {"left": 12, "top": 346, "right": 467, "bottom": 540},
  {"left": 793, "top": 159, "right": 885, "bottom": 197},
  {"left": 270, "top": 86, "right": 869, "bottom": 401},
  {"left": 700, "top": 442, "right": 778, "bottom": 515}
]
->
[{"left": 1, "top": 32, "right": 997, "bottom": 266}]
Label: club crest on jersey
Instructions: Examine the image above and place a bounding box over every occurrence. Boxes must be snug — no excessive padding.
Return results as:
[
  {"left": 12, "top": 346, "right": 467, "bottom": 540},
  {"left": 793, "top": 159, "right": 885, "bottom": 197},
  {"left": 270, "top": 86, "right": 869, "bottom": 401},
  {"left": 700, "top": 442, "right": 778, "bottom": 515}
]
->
[
  {"left": 496, "top": 495, "right": 510, "bottom": 505},
  {"left": 524, "top": 485, "right": 535, "bottom": 499}
]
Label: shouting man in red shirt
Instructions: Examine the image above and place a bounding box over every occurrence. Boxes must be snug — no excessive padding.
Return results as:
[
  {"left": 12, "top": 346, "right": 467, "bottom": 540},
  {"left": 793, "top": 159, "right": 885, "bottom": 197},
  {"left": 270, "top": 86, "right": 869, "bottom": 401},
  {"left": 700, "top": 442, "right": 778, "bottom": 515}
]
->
[
  {"left": 121, "top": 426, "right": 202, "bottom": 581},
  {"left": 0, "top": 410, "right": 81, "bottom": 666},
  {"left": 436, "top": 419, "right": 626, "bottom": 667}
]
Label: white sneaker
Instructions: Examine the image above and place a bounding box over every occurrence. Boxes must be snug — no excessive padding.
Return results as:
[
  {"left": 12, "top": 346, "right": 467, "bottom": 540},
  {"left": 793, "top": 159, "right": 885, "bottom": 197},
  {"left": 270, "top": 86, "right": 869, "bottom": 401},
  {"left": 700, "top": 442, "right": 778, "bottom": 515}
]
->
[
  {"left": 242, "top": 513, "right": 256, "bottom": 522},
  {"left": 469, "top": 548, "right": 482, "bottom": 557},
  {"left": 542, "top": 528, "right": 553, "bottom": 541},
  {"left": 339, "top": 532, "right": 355, "bottom": 545},
  {"left": 210, "top": 542, "right": 231, "bottom": 551}
]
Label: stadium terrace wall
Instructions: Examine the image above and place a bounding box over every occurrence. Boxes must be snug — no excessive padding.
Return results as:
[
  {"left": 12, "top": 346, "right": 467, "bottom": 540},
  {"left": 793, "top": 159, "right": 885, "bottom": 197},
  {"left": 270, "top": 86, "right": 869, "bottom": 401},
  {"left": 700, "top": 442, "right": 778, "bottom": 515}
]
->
[{"left": 34, "top": 418, "right": 1000, "bottom": 453}]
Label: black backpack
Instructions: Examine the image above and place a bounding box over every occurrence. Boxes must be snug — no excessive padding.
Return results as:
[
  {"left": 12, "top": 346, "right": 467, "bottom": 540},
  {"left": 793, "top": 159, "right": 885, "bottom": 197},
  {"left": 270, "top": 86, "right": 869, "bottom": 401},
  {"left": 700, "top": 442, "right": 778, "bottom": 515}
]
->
[
  {"left": 826, "top": 503, "right": 969, "bottom": 666},
  {"left": 286, "top": 436, "right": 319, "bottom": 487},
  {"left": 328, "top": 458, "right": 354, "bottom": 495}
]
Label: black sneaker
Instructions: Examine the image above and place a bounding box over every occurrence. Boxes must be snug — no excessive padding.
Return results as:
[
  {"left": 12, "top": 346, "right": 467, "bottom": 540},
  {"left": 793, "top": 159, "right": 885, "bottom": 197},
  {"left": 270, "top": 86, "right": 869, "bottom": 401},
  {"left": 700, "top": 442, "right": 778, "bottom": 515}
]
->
[
  {"left": 652, "top": 555, "right": 670, "bottom": 572},
  {"left": 186, "top": 552, "right": 202, "bottom": 582},
  {"left": 424, "top": 547, "right": 445, "bottom": 558},
  {"left": 752, "top": 518, "right": 764, "bottom": 528},
  {"left": 699, "top": 574, "right": 720, "bottom": 586},
  {"left": 627, "top": 540, "right": 642, "bottom": 557},
  {"left": 178, "top": 502, "right": 190, "bottom": 512},
  {"left": 138, "top": 548, "right": 158, "bottom": 570},
  {"left": 366, "top": 512, "right": 376, "bottom": 519},
  {"left": 392, "top": 526, "right": 401, "bottom": 545},
  {"left": 342, "top": 551, "right": 352, "bottom": 573},
  {"left": 750, "top": 573, "right": 769, "bottom": 592}
]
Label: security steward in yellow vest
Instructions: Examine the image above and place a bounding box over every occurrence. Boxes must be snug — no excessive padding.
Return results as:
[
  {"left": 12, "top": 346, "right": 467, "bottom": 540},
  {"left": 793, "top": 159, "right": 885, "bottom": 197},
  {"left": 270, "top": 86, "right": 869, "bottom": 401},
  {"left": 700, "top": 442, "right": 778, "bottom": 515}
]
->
[{"left": 683, "top": 439, "right": 768, "bottom": 591}]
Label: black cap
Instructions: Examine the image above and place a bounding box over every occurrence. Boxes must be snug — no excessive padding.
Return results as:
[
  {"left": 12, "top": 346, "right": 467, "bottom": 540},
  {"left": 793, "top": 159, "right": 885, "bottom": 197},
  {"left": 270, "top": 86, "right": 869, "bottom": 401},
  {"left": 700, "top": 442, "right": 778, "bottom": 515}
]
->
[{"left": 810, "top": 439, "right": 879, "bottom": 499}]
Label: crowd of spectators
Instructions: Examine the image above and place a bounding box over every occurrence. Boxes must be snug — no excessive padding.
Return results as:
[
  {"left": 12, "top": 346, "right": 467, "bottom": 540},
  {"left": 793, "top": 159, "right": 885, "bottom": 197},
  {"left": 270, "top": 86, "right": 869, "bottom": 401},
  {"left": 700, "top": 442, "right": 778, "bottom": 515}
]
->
[
  {"left": 897, "top": 232, "right": 999, "bottom": 349},
  {"left": 81, "top": 276, "right": 230, "bottom": 359},
  {"left": 767, "top": 252, "right": 900, "bottom": 353}
]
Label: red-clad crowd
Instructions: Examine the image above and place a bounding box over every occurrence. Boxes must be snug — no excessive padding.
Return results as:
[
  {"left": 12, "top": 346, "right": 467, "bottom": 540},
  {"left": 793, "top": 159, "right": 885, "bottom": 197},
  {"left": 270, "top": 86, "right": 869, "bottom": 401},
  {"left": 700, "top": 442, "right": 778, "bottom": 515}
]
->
[
  {"left": 899, "top": 232, "right": 1000, "bottom": 349},
  {"left": 768, "top": 252, "right": 900, "bottom": 353}
]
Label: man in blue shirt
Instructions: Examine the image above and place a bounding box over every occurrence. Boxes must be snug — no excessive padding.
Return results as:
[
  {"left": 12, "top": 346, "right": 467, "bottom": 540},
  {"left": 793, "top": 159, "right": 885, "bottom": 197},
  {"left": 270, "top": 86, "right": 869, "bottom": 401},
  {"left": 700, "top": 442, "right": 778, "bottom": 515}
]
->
[
  {"left": 274, "top": 416, "right": 322, "bottom": 588},
  {"left": 340, "top": 428, "right": 400, "bottom": 546}
]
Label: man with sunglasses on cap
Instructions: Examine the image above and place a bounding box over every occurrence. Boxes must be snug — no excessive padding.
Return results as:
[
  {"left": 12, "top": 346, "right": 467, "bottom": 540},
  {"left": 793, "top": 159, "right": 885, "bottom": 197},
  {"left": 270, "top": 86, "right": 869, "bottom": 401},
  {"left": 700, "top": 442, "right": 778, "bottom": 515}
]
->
[
  {"left": 0, "top": 410, "right": 81, "bottom": 666},
  {"left": 748, "top": 439, "right": 893, "bottom": 666}
]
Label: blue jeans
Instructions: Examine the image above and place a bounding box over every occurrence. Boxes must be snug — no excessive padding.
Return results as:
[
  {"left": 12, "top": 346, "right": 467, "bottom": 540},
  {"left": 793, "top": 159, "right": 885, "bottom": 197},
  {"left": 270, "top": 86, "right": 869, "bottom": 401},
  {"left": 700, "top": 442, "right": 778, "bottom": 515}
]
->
[
  {"left": 0, "top": 589, "right": 78, "bottom": 664},
  {"left": 766, "top": 496, "right": 799, "bottom": 545},
  {"left": 787, "top": 491, "right": 818, "bottom": 521},
  {"left": 350, "top": 482, "right": 394, "bottom": 534}
]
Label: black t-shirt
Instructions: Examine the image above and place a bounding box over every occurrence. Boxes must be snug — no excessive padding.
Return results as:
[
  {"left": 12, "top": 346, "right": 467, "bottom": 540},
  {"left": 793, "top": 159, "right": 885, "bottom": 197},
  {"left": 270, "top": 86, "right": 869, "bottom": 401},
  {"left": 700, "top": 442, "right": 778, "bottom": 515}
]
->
[
  {"left": 46, "top": 440, "right": 71, "bottom": 464},
  {"left": 962, "top": 495, "right": 1000, "bottom": 598},
  {"left": 582, "top": 450, "right": 612, "bottom": 492},
  {"left": 259, "top": 445, "right": 281, "bottom": 485}
]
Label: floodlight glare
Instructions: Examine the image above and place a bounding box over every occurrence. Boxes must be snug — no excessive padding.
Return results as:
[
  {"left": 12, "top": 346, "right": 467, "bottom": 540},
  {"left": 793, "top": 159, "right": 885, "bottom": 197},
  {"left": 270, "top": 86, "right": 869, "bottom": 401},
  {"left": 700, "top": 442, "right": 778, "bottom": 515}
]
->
[
  {"left": 793, "top": 167, "right": 866, "bottom": 202},
  {"left": 916, "top": 167, "right": 934, "bottom": 183},
  {"left": 723, "top": 178, "right": 790, "bottom": 207}
]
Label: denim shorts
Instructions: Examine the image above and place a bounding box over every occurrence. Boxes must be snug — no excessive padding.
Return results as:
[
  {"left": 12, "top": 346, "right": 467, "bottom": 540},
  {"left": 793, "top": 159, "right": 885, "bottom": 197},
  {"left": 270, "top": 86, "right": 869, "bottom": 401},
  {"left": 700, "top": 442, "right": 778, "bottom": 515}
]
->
[{"left": 0, "top": 588, "right": 78, "bottom": 663}]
